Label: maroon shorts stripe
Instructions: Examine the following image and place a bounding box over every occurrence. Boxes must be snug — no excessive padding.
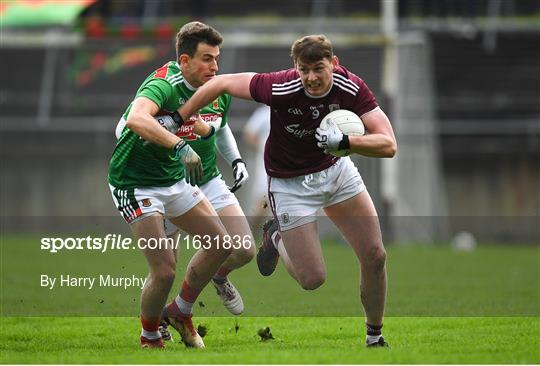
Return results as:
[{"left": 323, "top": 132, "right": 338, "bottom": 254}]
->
[{"left": 267, "top": 177, "right": 279, "bottom": 228}]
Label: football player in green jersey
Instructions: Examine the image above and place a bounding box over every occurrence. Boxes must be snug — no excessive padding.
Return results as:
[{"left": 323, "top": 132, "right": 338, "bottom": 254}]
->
[
  {"left": 152, "top": 23, "right": 254, "bottom": 318},
  {"left": 109, "top": 22, "right": 253, "bottom": 349}
]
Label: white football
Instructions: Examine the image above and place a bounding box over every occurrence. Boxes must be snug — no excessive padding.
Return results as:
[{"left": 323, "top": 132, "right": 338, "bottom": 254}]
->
[{"left": 319, "top": 109, "right": 365, "bottom": 157}]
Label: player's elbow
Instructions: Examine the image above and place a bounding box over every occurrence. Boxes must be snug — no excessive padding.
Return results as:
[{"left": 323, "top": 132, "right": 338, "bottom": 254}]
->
[
  {"left": 125, "top": 120, "right": 135, "bottom": 132},
  {"left": 125, "top": 111, "right": 145, "bottom": 132},
  {"left": 125, "top": 115, "right": 138, "bottom": 130},
  {"left": 386, "top": 140, "right": 397, "bottom": 158},
  {"left": 379, "top": 136, "right": 396, "bottom": 158}
]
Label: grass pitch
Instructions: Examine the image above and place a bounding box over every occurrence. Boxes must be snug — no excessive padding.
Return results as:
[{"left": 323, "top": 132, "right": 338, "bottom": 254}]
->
[
  {"left": 1, "top": 235, "right": 539, "bottom": 363},
  {"left": 1, "top": 316, "right": 538, "bottom": 364}
]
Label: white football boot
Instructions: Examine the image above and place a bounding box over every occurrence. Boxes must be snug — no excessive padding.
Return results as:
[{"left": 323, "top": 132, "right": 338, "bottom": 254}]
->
[
  {"left": 212, "top": 279, "right": 244, "bottom": 315},
  {"left": 162, "top": 311, "right": 205, "bottom": 349}
]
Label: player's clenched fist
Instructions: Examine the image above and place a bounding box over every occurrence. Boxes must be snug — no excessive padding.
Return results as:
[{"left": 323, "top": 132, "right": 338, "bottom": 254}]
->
[{"left": 315, "top": 120, "right": 348, "bottom": 152}]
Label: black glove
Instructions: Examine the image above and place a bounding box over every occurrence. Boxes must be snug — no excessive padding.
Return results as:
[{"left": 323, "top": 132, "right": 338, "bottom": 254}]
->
[{"left": 170, "top": 111, "right": 184, "bottom": 127}]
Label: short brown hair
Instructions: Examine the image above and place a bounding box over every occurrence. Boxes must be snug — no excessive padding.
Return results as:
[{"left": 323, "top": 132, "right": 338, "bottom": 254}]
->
[
  {"left": 290, "top": 35, "right": 333, "bottom": 64},
  {"left": 175, "top": 21, "right": 223, "bottom": 60}
]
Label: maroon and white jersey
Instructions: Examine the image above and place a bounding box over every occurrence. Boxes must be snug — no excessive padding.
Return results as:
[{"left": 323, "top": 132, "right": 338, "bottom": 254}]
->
[{"left": 249, "top": 65, "right": 378, "bottom": 178}]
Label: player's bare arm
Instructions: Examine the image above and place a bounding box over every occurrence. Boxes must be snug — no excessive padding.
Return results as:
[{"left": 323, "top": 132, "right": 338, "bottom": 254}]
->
[
  {"left": 126, "top": 96, "right": 182, "bottom": 149},
  {"left": 349, "top": 108, "right": 397, "bottom": 158},
  {"left": 178, "top": 73, "right": 256, "bottom": 120},
  {"left": 126, "top": 97, "right": 216, "bottom": 146},
  {"left": 127, "top": 96, "right": 203, "bottom": 183}
]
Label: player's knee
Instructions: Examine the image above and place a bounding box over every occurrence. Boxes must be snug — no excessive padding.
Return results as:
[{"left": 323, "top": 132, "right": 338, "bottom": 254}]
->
[
  {"left": 234, "top": 238, "right": 256, "bottom": 264},
  {"left": 213, "top": 241, "right": 233, "bottom": 258},
  {"left": 366, "top": 246, "right": 386, "bottom": 272},
  {"left": 300, "top": 277, "right": 326, "bottom": 290},
  {"left": 153, "top": 266, "right": 176, "bottom": 287},
  {"left": 233, "top": 249, "right": 255, "bottom": 266},
  {"left": 298, "top": 271, "right": 326, "bottom": 290}
]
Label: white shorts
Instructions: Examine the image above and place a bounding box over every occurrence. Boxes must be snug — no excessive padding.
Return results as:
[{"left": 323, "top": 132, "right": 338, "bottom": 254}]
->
[
  {"left": 163, "top": 175, "right": 239, "bottom": 236},
  {"left": 268, "top": 157, "right": 365, "bottom": 231},
  {"left": 109, "top": 180, "right": 205, "bottom": 225},
  {"left": 201, "top": 175, "right": 239, "bottom": 212}
]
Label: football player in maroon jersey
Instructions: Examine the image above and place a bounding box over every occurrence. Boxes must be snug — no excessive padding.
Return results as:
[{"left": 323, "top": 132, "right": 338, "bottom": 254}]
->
[{"left": 177, "top": 34, "right": 396, "bottom": 347}]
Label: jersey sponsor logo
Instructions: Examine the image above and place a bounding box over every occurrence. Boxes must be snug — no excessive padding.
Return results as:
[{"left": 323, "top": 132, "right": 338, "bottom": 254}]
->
[
  {"left": 287, "top": 107, "right": 303, "bottom": 115},
  {"left": 176, "top": 118, "right": 197, "bottom": 140},
  {"left": 199, "top": 113, "right": 222, "bottom": 122},
  {"left": 284, "top": 124, "right": 315, "bottom": 139}
]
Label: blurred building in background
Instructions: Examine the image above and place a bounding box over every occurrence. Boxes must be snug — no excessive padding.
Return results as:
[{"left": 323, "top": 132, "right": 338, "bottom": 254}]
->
[{"left": 1, "top": 0, "right": 538, "bottom": 243}]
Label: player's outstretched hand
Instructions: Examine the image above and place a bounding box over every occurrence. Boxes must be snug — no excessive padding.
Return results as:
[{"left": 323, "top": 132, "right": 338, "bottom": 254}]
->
[
  {"left": 229, "top": 159, "right": 248, "bottom": 193},
  {"left": 173, "top": 141, "right": 203, "bottom": 186}
]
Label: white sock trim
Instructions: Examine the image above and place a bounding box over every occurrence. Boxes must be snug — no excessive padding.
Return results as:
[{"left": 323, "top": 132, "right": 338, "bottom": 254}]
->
[
  {"left": 366, "top": 334, "right": 382, "bottom": 344},
  {"left": 141, "top": 329, "right": 161, "bottom": 340},
  {"left": 174, "top": 295, "right": 193, "bottom": 315}
]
